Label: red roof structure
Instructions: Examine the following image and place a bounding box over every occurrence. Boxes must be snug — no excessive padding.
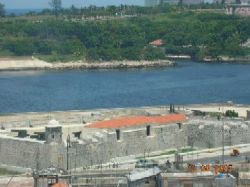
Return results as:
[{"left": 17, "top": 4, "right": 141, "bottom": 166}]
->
[
  {"left": 52, "top": 183, "right": 69, "bottom": 187},
  {"left": 87, "top": 113, "right": 186, "bottom": 129},
  {"left": 149, "top": 39, "right": 165, "bottom": 47}
]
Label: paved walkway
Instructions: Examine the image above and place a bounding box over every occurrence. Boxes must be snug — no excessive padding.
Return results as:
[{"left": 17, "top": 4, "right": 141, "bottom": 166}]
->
[{"left": 95, "top": 144, "right": 250, "bottom": 170}]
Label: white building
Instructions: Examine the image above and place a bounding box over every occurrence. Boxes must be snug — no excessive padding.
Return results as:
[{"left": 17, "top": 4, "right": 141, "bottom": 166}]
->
[
  {"left": 145, "top": 0, "right": 159, "bottom": 7},
  {"left": 145, "top": 0, "right": 203, "bottom": 6}
]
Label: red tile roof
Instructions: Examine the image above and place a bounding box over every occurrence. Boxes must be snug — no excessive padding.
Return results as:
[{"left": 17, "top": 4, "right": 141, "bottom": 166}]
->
[
  {"left": 149, "top": 39, "right": 165, "bottom": 46},
  {"left": 52, "top": 183, "right": 69, "bottom": 187},
  {"left": 87, "top": 113, "right": 186, "bottom": 129}
]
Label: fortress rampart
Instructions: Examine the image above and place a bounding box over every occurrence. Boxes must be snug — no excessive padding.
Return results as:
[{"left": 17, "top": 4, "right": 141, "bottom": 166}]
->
[{"left": 0, "top": 105, "right": 249, "bottom": 171}]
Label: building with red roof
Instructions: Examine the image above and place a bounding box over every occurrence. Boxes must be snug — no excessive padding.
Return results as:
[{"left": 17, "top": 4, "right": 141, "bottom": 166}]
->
[
  {"left": 51, "top": 183, "right": 69, "bottom": 187},
  {"left": 2, "top": 105, "right": 250, "bottom": 176},
  {"left": 87, "top": 113, "right": 186, "bottom": 129},
  {"left": 149, "top": 39, "right": 165, "bottom": 47}
]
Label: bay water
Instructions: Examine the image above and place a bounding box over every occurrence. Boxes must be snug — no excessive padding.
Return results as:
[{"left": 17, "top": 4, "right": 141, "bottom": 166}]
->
[{"left": 0, "top": 61, "right": 249, "bottom": 114}]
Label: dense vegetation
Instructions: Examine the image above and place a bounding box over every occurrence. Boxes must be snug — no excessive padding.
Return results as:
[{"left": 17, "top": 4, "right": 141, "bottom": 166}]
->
[
  {"left": 225, "top": 110, "right": 239, "bottom": 117},
  {"left": 0, "top": 4, "right": 250, "bottom": 62}
]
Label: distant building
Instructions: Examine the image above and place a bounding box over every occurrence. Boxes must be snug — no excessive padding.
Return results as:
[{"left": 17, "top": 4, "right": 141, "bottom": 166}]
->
[
  {"left": 183, "top": 0, "right": 204, "bottom": 4},
  {"left": 145, "top": 0, "right": 203, "bottom": 6},
  {"left": 163, "top": 0, "right": 180, "bottom": 4},
  {"left": 223, "top": 0, "right": 250, "bottom": 15},
  {"left": 52, "top": 183, "right": 69, "bottom": 187},
  {"left": 161, "top": 172, "right": 215, "bottom": 187},
  {"left": 145, "top": 0, "right": 159, "bottom": 6},
  {"left": 239, "top": 172, "right": 250, "bottom": 186},
  {"left": 226, "top": 4, "right": 250, "bottom": 16},
  {"left": 127, "top": 168, "right": 161, "bottom": 187},
  {"left": 149, "top": 39, "right": 165, "bottom": 47},
  {"left": 160, "top": 172, "right": 237, "bottom": 187},
  {"left": 241, "top": 0, "right": 250, "bottom": 4},
  {"left": 215, "top": 173, "right": 237, "bottom": 187},
  {"left": 33, "top": 166, "right": 69, "bottom": 187}
]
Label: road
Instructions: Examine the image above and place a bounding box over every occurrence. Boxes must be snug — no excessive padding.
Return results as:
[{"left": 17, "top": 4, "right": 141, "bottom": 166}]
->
[{"left": 186, "top": 152, "right": 250, "bottom": 165}]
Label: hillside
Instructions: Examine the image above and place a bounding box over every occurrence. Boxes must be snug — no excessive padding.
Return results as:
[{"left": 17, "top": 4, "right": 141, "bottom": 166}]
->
[{"left": 0, "top": 5, "right": 250, "bottom": 62}]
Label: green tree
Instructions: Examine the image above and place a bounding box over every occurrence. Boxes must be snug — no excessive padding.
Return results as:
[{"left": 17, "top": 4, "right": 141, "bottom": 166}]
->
[
  {"left": 225, "top": 110, "right": 238, "bottom": 118},
  {"left": 142, "top": 46, "right": 165, "bottom": 60},
  {"left": 0, "top": 3, "right": 5, "bottom": 17},
  {"left": 49, "top": 0, "right": 62, "bottom": 17}
]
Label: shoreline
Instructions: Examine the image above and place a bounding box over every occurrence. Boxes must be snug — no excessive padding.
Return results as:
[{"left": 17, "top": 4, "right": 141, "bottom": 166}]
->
[
  {"left": 0, "top": 103, "right": 249, "bottom": 126},
  {"left": 202, "top": 56, "right": 250, "bottom": 63},
  {"left": 0, "top": 56, "right": 249, "bottom": 71},
  {"left": 0, "top": 58, "right": 175, "bottom": 71},
  {"left": 165, "top": 54, "right": 250, "bottom": 63}
]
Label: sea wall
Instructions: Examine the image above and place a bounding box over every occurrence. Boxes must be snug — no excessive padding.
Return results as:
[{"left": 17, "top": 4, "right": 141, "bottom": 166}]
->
[
  {"left": 0, "top": 122, "right": 187, "bottom": 170},
  {"left": 0, "top": 137, "right": 47, "bottom": 169},
  {"left": 104, "top": 123, "right": 187, "bottom": 158},
  {"left": 186, "top": 119, "right": 250, "bottom": 148},
  {"left": 61, "top": 123, "right": 188, "bottom": 169},
  {"left": 1, "top": 117, "right": 250, "bottom": 170}
]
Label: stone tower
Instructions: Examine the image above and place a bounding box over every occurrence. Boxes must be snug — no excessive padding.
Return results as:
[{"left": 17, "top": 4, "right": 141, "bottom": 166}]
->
[{"left": 45, "top": 119, "right": 62, "bottom": 144}]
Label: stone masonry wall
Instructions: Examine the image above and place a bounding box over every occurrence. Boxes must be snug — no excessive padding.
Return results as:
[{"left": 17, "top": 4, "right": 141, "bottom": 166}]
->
[
  {"left": 35, "top": 122, "right": 187, "bottom": 169},
  {"left": 0, "top": 136, "right": 66, "bottom": 170},
  {"left": 66, "top": 123, "right": 188, "bottom": 169},
  {"left": 1, "top": 118, "right": 250, "bottom": 170},
  {"left": 186, "top": 119, "right": 250, "bottom": 149}
]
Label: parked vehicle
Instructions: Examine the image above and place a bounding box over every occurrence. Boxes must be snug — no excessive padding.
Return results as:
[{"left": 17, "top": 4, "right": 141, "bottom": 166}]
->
[{"left": 230, "top": 149, "right": 240, "bottom": 156}]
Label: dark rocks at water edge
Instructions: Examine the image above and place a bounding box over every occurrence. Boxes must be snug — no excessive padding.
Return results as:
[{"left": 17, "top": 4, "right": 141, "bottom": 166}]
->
[{"left": 52, "top": 60, "right": 175, "bottom": 70}]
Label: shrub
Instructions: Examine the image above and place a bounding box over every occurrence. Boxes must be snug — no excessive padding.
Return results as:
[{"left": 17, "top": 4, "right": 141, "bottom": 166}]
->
[{"left": 225, "top": 110, "right": 238, "bottom": 118}]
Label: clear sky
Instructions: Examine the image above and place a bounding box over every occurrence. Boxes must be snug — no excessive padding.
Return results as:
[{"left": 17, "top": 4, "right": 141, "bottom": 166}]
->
[{"left": 0, "top": 0, "right": 144, "bottom": 9}]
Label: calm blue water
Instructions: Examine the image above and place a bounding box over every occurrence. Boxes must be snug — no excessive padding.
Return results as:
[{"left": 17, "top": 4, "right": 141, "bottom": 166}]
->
[{"left": 0, "top": 61, "right": 250, "bottom": 114}]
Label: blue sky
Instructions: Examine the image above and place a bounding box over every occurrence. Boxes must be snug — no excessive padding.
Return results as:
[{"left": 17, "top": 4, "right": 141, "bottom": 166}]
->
[{"left": 0, "top": 0, "right": 144, "bottom": 9}]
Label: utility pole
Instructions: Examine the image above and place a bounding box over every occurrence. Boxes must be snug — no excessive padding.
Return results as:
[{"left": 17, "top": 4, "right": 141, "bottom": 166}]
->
[
  {"left": 217, "top": 106, "right": 225, "bottom": 165},
  {"left": 67, "top": 134, "right": 71, "bottom": 171},
  {"left": 221, "top": 107, "right": 225, "bottom": 164},
  {"left": 222, "top": 114, "right": 225, "bottom": 164},
  {"left": 75, "top": 144, "right": 77, "bottom": 173}
]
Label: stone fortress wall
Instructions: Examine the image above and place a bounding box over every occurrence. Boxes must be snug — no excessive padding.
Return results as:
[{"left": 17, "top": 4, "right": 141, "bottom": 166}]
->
[
  {"left": 0, "top": 122, "right": 187, "bottom": 170},
  {"left": 0, "top": 136, "right": 52, "bottom": 169},
  {"left": 0, "top": 106, "right": 249, "bottom": 171},
  {"left": 186, "top": 118, "right": 250, "bottom": 148}
]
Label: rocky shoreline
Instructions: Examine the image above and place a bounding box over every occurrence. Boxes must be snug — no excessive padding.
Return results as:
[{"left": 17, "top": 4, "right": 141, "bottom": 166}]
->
[
  {"left": 52, "top": 60, "right": 175, "bottom": 70},
  {"left": 202, "top": 56, "right": 250, "bottom": 63},
  {"left": 0, "top": 58, "right": 175, "bottom": 71}
]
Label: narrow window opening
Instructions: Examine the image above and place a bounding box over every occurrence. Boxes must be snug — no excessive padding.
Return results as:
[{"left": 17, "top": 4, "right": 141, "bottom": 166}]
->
[
  {"left": 52, "top": 134, "right": 55, "bottom": 139},
  {"left": 146, "top": 125, "right": 151, "bottom": 136},
  {"left": 74, "top": 131, "right": 82, "bottom": 139},
  {"left": 178, "top": 123, "right": 182, "bottom": 129},
  {"left": 116, "top": 129, "right": 120, "bottom": 141}
]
